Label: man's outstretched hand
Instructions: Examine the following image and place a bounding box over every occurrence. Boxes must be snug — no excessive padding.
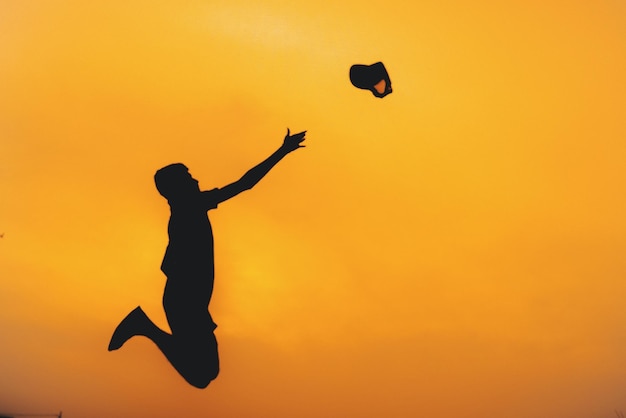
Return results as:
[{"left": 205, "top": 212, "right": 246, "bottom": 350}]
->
[{"left": 282, "top": 128, "right": 307, "bottom": 153}]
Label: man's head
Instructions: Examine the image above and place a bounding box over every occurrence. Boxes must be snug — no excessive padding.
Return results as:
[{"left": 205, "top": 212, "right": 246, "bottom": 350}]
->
[{"left": 154, "top": 163, "right": 200, "bottom": 202}]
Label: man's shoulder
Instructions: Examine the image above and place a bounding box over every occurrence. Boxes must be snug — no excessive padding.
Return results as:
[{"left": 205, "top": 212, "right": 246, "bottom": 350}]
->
[{"left": 202, "top": 188, "right": 221, "bottom": 210}]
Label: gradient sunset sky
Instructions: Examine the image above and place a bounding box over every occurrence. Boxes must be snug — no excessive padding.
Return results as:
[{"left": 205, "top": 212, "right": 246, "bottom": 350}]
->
[{"left": 1, "top": 1, "right": 626, "bottom": 417}]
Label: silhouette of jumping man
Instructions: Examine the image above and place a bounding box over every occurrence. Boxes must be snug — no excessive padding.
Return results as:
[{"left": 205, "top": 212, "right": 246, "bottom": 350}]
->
[{"left": 108, "top": 129, "right": 307, "bottom": 388}]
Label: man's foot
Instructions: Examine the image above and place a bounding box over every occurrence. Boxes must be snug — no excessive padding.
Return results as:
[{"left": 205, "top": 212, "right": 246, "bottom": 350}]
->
[{"left": 108, "top": 306, "right": 148, "bottom": 351}]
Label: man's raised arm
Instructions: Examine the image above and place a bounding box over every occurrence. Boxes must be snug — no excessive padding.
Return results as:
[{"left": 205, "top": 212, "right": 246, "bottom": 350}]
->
[{"left": 212, "top": 129, "right": 306, "bottom": 204}]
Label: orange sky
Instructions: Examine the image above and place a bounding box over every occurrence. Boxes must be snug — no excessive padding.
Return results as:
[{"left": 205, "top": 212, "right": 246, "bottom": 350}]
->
[{"left": 1, "top": 1, "right": 626, "bottom": 417}]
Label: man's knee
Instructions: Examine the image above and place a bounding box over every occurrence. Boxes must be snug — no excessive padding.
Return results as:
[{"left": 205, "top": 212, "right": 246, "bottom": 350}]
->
[{"left": 188, "top": 364, "right": 219, "bottom": 389}]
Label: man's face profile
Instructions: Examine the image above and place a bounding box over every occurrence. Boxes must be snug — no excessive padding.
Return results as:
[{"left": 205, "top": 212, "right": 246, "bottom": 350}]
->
[{"left": 155, "top": 163, "right": 201, "bottom": 202}]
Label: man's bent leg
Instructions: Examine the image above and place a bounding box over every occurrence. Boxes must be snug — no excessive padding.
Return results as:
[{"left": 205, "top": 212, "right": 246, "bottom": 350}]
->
[{"left": 109, "top": 307, "right": 219, "bottom": 388}]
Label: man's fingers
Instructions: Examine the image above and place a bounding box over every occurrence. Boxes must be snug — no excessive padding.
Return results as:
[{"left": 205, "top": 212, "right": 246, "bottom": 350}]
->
[
  {"left": 288, "top": 130, "right": 306, "bottom": 137},
  {"left": 285, "top": 128, "right": 307, "bottom": 145}
]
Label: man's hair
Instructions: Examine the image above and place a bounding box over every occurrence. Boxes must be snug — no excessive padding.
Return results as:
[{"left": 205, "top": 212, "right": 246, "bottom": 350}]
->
[{"left": 154, "top": 163, "right": 189, "bottom": 199}]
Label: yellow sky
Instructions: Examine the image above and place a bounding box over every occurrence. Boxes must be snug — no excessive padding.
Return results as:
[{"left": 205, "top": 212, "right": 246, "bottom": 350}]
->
[{"left": 1, "top": 0, "right": 626, "bottom": 417}]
